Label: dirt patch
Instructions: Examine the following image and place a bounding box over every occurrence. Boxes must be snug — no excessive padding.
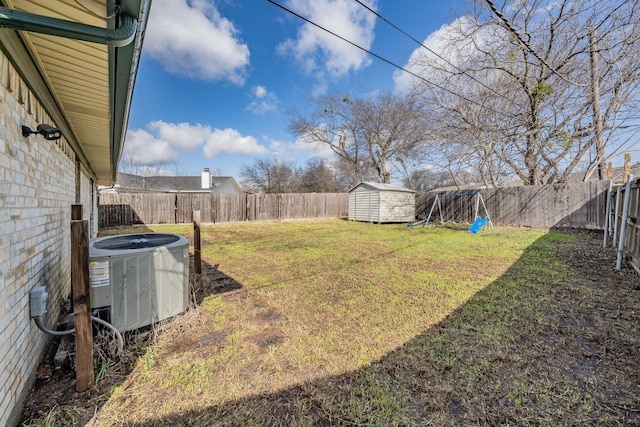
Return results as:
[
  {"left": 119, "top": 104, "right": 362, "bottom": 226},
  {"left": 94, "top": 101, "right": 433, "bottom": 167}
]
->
[
  {"left": 19, "top": 334, "right": 146, "bottom": 427},
  {"left": 200, "top": 332, "right": 227, "bottom": 347},
  {"left": 254, "top": 330, "right": 286, "bottom": 349},
  {"left": 18, "top": 259, "right": 233, "bottom": 426}
]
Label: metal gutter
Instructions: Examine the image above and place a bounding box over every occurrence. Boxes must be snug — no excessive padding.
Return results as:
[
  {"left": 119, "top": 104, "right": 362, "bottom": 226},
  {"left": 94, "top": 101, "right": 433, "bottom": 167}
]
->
[
  {"left": 110, "top": 0, "right": 150, "bottom": 185},
  {"left": 0, "top": 6, "right": 137, "bottom": 47}
]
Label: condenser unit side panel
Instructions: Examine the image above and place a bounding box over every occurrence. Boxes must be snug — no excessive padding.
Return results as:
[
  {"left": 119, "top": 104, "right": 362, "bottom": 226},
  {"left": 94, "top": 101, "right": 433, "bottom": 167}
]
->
[
  {"left": 134, "top": 253, "right": 153, "bottom": 330},
  {"left": 152, "top": 247, "right": 188, "bottom": 323},
  {"left": 165, "top": 246, "right": 185, "bottom": 316},
  {"left": 110, "top": 253, "right": 154, "bottom": 332},
  {"left": 110, "top": 258, "right": 126, "bottom": 331},
  {"left": 182, "top": 246, "right": 189, "bottom": 311},
  {"left": 152, "top": 249, "right": 169, "bottom": 322}
]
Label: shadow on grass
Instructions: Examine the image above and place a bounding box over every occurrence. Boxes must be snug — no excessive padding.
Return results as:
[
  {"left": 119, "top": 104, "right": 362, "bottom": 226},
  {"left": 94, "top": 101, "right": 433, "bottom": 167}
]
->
[
  {"left": 189, "top": 256, "right": 243, "bottom": 305},
  {"left": 116, "top": 230, "right": 640, "bottom": 426}
]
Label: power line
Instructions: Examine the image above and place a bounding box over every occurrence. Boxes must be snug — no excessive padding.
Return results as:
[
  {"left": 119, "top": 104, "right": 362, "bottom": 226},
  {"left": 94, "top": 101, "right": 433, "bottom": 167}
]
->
[
  {"left": 266, "top": 0, "right": 513, "bottom": 118},
  {"left": 484, "top": 0, "right": 587, "bottom": 87},
  {"left": 352, "top": 0, "right": 517, "bottom": 106}
]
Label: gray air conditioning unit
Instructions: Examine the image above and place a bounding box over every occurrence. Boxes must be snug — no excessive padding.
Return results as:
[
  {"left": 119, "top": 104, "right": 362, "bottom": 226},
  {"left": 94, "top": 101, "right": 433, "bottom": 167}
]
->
[{"left": 89, "top": 233, "right": 190, "bottom": 332}]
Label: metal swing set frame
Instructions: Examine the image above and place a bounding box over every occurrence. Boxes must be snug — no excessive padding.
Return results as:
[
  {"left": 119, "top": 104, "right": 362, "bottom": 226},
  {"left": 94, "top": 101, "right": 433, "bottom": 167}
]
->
[{"left": 409, "top": 192, "right": 493, "bottom": 230}]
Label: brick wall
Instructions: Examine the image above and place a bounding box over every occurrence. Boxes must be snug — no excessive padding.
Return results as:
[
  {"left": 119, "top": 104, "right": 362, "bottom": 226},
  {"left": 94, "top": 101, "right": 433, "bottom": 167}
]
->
[{"left": 0, "top": 50, "right": 95, "bottom": 426}]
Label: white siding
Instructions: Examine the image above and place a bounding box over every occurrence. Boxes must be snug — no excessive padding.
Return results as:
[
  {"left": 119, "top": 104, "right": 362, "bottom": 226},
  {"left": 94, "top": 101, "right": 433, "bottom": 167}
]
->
[
  {"left": 349, "top": 186, "right": 380, "bottom": 222},
  {"left": 212, "top": 180, "right": 242, "bottom": 195},
  {"left": 348, "top": 182, "right": 415, "bottom": 223},
  {"left": 379, "top": 191, "right": 415, "bottom": 222}
]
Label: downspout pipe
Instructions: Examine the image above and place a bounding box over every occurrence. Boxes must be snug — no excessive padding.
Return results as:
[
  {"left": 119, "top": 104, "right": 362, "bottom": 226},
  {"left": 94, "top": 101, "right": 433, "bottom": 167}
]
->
[{"left": 0, "top": 6, "right": 137, "bottom": 47}]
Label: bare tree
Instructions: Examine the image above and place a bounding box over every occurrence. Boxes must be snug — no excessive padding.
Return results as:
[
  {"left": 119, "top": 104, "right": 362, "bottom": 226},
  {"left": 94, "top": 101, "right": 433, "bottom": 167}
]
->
[
  {"left": 289, "top": 91, "right": 431, "bottom": 184},
  {"left": 332, "top": 156, "right": 378, "bottom": 189},
  {"left": 299, "top": 158, "right": 347, "bottom": 192},
  {"left": 168, "top": 160, "right": 190, "bottom": 192},
  {"left": 404, "top": 166, "right": 480, "bottom": 191},
  {"left": 117, "top": 153, "right": 166, "bottom": 191},
  {"left": 410, "top": 0, "right": 640, "bottom": 185},
  {"left": 240, "top": 159, "right": 300, "bottom": 193}
]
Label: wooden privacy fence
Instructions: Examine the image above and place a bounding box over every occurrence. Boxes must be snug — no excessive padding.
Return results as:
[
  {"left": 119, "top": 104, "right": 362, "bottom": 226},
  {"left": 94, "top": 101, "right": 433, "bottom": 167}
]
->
[
  {"left": 99, "top": 193, "right": 348, "bottom": 227},
  {"left": 416, "top": 180, "right": 610, "bottom": 229},
  {"left": 101, "top": 182, "right": 609, "bottom": 229}
]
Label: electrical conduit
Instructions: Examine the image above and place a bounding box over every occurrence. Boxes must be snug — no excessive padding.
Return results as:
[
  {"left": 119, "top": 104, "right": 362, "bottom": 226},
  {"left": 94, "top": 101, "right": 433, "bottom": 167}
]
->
[{"left": 33, "top": 315, "right": 124, "bottom": 353}]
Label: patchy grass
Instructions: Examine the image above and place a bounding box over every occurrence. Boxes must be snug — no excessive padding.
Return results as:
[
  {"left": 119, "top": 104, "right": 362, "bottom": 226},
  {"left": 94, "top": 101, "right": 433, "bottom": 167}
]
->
[{"left": 20, "top": 219, "right": 640, "bottom": 426}]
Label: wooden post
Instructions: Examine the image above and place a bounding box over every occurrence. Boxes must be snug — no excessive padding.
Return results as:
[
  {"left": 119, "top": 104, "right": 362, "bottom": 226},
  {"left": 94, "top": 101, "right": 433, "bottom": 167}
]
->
[
  {"left": 71, "top": 204, "right": 83, "bottom": 221},
  {"left": 624, "top": 154, "right": 631, "bottom": 183},
  {"left": 193, "top": 210, "right": 202, "bottom": 274},
  {"left": 71, "top": 220, "right": 94, "bottom": 392},
  {"left": 607, "top": 162, "right": 613, "bottom": 181}
]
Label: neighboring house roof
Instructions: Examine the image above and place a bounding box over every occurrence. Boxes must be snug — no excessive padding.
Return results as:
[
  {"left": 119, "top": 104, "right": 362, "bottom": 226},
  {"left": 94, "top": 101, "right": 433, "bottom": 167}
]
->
[
  {"left": 111, "top": 173, "right": 244, "bottom": 194},
  {"left": 349, "top": 182, "right": 415, "bottom": 193},
  {"left": 1, "top": 1, "right": 150, "bottom": 185}
]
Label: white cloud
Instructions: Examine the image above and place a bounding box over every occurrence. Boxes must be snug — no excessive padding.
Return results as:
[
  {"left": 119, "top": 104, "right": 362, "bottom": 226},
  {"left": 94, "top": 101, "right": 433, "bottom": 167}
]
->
[
  {"left": 291, "top": 136, "right": 335, "bottom": 158},
  {"left": 267, "top": 138, "right": 292, "bottom": 159},
  {"left": 245, "top": 136, "right": 336, "bottom": 163},
  {"left": 255, "top": 85, "right": 267, "bottom": 98},
  {"left": 267, "top": 135, "right": 335, "bottom": 160},
  {"left": 145, "top": 0, "right": 250, "bottom": 83},
  {"left": 393, "top": 16, "right": 482, "bottom": 93},
  {"left": 123, "top": 128, "right": 175, "bottom": 165},
  {"left": 147, "top": 121, "right": 210, "bottom": 151},
  {"left": 311, "top": 79, "right": 329, "bottom": 97},
  {"left": 203, "top": 128, "right": 267, "bottom": 157},
  {"left": 246, "top": 85, "right": 279, "bottom": 115},
  {"left": 138, "top": 166, "right": 177, "bottom": 177},
  {"left": 124, "top": 121, "right": 266, "bottom": 165},
  {"left": 277, "top": 0, "right": 377, "bottom": 79}
]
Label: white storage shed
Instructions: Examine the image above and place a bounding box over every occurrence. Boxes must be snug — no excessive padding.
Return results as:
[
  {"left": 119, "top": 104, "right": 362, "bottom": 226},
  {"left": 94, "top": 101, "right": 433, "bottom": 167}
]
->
[{"left": 348, "top": 182, "right": 416, "bottom": 223}]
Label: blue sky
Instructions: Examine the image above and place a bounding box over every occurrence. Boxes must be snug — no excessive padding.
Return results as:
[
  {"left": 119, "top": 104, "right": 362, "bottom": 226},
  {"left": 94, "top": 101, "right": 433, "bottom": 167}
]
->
[{"left": 123, "top": 0, "right": 467, "bottom": 178}]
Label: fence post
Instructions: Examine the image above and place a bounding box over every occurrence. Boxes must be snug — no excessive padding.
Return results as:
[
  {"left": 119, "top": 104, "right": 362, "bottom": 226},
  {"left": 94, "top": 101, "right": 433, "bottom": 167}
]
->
[
  {"left": 607, "top": 162, "right": 613, "bottom": 180},
  {"left": 71, "top": 219, "right": 94, "bottom": 391},
  {"left": 617, "top": 175, "right": 633, "bottom": 270},
  {"left": 193, "top": 210, "right": 202, "bottom": 274},
  {"left": 624, "top": 154, "right": 631, "bottom": 183},
  {"left": 613, "top": 186, "right": 622, "bottom": 245},
  {"left": 245, "top": 193, "right": 249, "bottom": 221},
  {"left": 603, "top": 180, "right": 613, "bottom": 248}
]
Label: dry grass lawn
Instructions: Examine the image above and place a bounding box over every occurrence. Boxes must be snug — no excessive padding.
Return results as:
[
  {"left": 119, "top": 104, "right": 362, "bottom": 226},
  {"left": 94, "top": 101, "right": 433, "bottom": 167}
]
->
[{"left": 20, "top": 219, "right": 640, "bottom": 426}]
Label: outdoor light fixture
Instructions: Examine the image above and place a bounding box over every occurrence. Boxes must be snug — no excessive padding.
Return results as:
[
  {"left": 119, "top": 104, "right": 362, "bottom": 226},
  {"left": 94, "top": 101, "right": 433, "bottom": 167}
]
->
[{"left": 21, "top": 124, "right": 62, "bottom": 141}]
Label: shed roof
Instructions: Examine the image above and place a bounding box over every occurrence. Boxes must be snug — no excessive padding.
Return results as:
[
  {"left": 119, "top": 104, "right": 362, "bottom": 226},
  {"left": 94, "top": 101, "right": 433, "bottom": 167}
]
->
[{"left": 349, "top": 181, "right": 415, "bottom": 193}]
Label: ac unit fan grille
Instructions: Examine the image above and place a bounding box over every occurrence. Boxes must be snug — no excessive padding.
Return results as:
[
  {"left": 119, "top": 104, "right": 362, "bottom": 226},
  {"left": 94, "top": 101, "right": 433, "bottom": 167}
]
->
[{"left": 93, "top": 234, "right": 181, "bottom": 250}]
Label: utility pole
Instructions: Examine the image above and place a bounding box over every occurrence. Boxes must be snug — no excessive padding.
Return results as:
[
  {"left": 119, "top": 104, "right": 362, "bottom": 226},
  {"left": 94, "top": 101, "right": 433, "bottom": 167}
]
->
[{"left": 590, "top": 30, "right": 605, "bottom": 180}]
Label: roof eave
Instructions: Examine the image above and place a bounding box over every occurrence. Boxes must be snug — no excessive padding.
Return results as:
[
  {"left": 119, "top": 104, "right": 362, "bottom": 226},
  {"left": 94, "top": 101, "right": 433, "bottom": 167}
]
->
[{"left": 109, "top": 0, "right": 151, "bottom": 186}]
